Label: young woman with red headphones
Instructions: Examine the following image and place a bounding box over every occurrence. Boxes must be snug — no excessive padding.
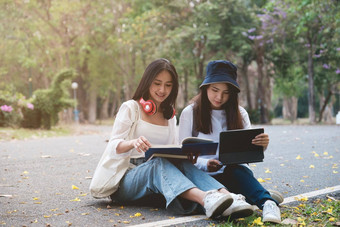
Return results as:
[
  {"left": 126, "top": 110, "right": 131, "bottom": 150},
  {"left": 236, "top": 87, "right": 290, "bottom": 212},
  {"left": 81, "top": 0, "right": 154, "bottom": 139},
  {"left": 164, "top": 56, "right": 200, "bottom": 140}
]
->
[{"left": 90, "top": 58, "right": 237, "bottom": 218}]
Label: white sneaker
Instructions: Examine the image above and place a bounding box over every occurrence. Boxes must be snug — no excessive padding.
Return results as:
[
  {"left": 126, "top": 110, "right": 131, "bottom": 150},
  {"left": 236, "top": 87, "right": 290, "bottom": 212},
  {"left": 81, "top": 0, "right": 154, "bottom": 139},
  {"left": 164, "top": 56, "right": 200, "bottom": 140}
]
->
[
  {"left": 262, "top": 200, "right": 281, "bottom": 223},
  {"left": 203, "top": 190, "right": 233, "bottom": 218},
  {"left": 268, "top": 189, "right": 284, "bottom": 204},
  {"left": 222, "top": 193, "right": 254, "bottom": 219}
]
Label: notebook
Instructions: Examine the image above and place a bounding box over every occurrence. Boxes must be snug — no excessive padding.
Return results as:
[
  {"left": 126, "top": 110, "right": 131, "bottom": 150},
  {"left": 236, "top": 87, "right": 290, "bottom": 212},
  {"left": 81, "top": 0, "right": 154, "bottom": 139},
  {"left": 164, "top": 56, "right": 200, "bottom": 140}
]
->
[{"left": 219, "top": 128, "right": 264, "bottom": 164}]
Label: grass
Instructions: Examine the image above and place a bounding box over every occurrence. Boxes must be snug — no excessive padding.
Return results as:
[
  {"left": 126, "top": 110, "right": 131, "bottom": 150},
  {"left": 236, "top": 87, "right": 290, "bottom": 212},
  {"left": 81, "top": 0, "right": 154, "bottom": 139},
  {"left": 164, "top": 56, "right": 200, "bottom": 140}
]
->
[
  {"left": 0, "top": 126, "right": 72, "bottom": 141},
  {"left": 214, "top": 195, "right": 339, "bottom": 227}
]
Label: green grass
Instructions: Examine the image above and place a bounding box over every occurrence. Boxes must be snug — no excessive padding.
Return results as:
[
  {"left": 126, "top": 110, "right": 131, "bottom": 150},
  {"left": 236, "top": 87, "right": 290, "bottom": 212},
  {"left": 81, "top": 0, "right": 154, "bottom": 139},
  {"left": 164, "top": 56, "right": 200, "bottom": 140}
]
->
[
  {"left": 215, "top": 196, "right": 339, "bottom": 226},
  {"left": 0, "top": 126, "right": 72, "bottom": 141}
]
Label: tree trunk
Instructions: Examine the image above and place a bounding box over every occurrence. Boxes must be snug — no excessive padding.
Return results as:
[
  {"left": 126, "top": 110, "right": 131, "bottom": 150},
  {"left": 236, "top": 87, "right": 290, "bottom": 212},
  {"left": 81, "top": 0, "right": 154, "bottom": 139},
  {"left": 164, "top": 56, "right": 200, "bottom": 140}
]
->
[
  {"left": 256, "top": 46, "right": 270, "bottom": 124},
  {"left": 88, "top": 90, "right": 97, "bottom": 124},
  {"left": 100, "top": 94, "right": 110, "bottom": 120},
  {"left": 307, "top": 33, "right": 316, "bottom": 123},
  {"left": 318, "top": 90, "right": 333, "bottom": 123},
  {"left": 110, "top": 91, "right": 121, "bottom": 118},
  {"left": 283, "top": 96, "right": 298, "bottom": 123},
  {"left": 241, "top": 63, "right": 253, "bottom": 110},
  {"left": 184, "top": 69, "right": 189, "bottom": 105}
]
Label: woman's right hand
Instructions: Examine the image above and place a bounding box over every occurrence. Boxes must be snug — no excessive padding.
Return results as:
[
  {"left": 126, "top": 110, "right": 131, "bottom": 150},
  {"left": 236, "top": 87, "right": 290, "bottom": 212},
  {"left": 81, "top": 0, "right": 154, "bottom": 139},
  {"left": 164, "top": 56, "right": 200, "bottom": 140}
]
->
[
  {"left": 133, "top": 136, "right": 152, "bottom": 153},
  {"left": 207, "top": 159, "right": 223, "bottom": 172}
]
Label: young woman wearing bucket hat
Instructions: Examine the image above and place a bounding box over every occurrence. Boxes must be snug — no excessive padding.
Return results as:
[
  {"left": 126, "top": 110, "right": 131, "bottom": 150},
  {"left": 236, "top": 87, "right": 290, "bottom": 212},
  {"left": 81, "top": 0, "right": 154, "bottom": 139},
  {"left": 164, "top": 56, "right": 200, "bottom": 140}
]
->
[
  {"left": 178, "top": 60, "right": 282, "bottom": 223},
  {"left": 90, "top": 58, "right": 243, "bottom": 219}
]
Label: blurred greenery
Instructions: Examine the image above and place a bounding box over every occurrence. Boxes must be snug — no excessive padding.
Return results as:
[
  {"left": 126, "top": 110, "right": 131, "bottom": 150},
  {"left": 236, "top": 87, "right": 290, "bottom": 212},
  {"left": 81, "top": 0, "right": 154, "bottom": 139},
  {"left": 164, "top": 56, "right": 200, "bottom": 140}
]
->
[{"left": 0, "top": 0, "right": 339, "bottom": 126}]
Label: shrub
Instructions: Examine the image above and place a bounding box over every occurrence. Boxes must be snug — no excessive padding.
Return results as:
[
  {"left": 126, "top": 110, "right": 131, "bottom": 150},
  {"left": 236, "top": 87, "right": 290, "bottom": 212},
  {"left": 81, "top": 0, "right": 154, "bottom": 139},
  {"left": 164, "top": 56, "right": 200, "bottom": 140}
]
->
[
  {"left": 23, "top": 69, "right": 76, "bottom": 129},
  {"left": 0, "top": 87, "right": 29, "bottom": 127}
]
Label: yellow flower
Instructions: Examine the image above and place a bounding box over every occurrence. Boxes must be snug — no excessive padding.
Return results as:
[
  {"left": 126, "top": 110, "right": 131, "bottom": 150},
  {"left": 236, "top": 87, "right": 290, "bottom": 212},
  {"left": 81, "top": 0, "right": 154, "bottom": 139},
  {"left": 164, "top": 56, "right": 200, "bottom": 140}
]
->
[
  {"left": 296, "top": 155, "right": 302, "bottom": 160},
  {"left": 257, "top": 178, "right": 265, "bottom": 183},
  {"left": 297, "top": 217, "right": 306, "bottom": 225},
  {"left": 72, "top": 185, "right": 79, "bottom": 190},
  {"left": 326, "top": 208, "right": 332, "bottom": 214},
  {"left": 329, "top": 217, "right": 335, "bottom": 222},
  {"left": 295, "top": 196, "right": 308, "bottom": 201},
  {"left": 134, "top": 212, "right": 142, "bottom": 217},
  {"left": 265, "top": 169, "right": 272, "bottom": 173},
  {"left": 298, "top": 204, "right": 306, "bottom": 208},
  {"left": 252, "top": 217, "right": 263, "bottom": 225},
  {"left": 309, "top": 165, "right": 315, "bottom": 168}
]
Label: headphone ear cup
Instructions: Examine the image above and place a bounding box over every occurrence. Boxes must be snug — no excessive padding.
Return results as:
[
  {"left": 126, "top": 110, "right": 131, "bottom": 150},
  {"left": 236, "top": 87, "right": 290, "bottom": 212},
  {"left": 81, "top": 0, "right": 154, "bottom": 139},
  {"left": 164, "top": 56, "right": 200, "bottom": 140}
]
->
[
  {"left": 139, "top": 98, "right": 157, "bottom": 115},
  {"left": 170, "top": 107, "right": 176, "bottom": 119},
  {"left": 163, "top": 105, "right": 176, "bottom": 119}
]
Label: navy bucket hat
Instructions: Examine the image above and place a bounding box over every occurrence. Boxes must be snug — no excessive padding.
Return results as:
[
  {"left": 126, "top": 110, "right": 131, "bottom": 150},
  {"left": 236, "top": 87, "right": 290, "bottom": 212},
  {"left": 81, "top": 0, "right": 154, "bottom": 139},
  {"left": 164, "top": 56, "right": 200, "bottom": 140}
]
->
[{"left": 200, "top": 60, "right": 240, "bottom": 92}]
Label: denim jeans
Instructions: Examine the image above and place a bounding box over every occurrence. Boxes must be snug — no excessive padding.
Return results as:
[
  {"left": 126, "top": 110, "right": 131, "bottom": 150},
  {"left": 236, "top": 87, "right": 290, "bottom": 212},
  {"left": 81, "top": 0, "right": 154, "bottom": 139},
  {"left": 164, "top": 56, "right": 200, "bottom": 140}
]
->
[
  {"left": 113, "top": 158, "right": 225, "bottom": 214},
  {"left": 213, "top": 164, "right": 276, "bottom": 209}
]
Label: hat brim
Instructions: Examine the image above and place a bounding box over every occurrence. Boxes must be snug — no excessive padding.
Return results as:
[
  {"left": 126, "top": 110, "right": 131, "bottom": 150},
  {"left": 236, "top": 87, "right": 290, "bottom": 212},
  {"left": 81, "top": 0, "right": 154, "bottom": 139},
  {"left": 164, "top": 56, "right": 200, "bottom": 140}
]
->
[{"left": 200, "top": 75, "right": 240, "bottom": 92}]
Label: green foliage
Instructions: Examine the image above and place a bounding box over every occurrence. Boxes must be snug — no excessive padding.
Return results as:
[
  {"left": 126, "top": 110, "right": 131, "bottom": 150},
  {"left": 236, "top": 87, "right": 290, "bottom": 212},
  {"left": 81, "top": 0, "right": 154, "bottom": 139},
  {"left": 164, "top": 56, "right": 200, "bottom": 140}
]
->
[
  {"left": 23, "top": 69, "right": 76, "bottom": 129},
  {"left": 1, "top": 0, "right": 338, "bottom": 123},
  {"left": 0, "top": 85, "right": 31, "bottom": 127}
]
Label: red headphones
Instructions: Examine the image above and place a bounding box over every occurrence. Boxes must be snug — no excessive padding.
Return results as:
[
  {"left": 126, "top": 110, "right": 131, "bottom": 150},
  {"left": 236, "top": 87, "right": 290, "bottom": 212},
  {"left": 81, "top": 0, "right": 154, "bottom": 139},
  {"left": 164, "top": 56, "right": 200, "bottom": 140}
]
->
[
  {"left": 139, "top": 97, "right": 176, "bottom": 119},
  {"left": 139, "top": 98, "right": 157, "bottom": 115}
]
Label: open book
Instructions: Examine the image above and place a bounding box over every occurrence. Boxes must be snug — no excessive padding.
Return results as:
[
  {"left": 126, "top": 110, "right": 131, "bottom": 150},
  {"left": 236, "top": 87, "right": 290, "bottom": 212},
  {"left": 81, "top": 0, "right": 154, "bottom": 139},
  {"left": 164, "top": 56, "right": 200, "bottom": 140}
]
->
[{"left": 144, "top": 137, "right": 218, "bottom": 161}]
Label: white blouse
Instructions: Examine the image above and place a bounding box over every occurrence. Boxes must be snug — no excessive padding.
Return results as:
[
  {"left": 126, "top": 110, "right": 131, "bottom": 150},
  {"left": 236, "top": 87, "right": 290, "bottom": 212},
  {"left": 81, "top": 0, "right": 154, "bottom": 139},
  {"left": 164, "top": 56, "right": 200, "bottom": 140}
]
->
[
  {"left": 179, "top": 104, "right": 251, "bottom": 174},
  {"left": 108, "top": 100, "right": 177, "bottom": 159}
]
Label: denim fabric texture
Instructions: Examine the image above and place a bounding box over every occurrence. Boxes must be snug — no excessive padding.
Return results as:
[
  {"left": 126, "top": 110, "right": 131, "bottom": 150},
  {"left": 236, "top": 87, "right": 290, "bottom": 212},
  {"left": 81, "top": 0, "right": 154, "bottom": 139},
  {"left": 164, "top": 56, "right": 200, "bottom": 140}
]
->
[
  {"left": 113, "top": 157, "right": 225, "bottom": 214},
  {"left": 213, "top": 164, "right": 277, "bottom": 210}
]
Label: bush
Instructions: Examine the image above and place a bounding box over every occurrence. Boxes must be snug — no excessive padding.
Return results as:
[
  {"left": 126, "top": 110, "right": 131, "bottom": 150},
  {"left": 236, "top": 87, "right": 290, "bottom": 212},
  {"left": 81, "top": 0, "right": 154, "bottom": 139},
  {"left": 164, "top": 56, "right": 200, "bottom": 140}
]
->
[
  {"left": 0, "top": 87, "right": 30, "bottom": 127},
  {"left": 25, "top": 69, "right": 76, "bottom": 129}
]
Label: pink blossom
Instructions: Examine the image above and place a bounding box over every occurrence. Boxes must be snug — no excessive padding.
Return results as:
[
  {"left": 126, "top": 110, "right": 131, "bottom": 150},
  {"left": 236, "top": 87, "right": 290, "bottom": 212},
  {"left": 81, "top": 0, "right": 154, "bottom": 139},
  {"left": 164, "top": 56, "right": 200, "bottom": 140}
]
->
[
  {"left": 27, "top": 103, "right": 34, "bottom": 110},
  {"left": 336, "top": 68, "right": 340, "bottom": 74},
  {"left": 248, "top": 28, "right": 256, "bottom": 33},
  {"left": 323, "top": 64, "right": 330, "bottom": 69},
  {"left": 1, "top": 105, "right": 13, "bottom": 112}
]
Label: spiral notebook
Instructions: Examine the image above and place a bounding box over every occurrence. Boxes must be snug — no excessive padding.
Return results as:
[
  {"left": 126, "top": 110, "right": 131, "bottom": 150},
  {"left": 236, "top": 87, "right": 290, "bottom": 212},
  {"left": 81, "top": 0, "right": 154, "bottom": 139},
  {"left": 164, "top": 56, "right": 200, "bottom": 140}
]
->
[{"left": 219, "top": 128, "right": 264, "bottom": 164}]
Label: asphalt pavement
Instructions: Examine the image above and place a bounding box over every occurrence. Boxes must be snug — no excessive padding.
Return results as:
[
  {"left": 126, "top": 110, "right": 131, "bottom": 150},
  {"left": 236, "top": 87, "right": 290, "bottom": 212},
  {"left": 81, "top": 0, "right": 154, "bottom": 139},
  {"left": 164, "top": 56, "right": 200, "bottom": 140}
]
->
[{"left": 1, "top": 124, "right": 339, "bottom": 226}]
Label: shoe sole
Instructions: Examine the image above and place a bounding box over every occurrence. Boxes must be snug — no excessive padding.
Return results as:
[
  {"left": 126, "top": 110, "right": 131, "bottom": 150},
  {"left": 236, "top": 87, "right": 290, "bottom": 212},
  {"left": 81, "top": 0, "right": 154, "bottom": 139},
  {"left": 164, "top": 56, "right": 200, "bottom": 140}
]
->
[
  {"left": 230, "top": 207, "right": 254, "bottom": 219},
  {"left": 268, "top": 189, "right": 284, "bottom": 204},
  {"left": 223, "top": 205, "right": 254, "bottom": 219},
  {"left": 263, "top": 217, "right": 281, "bottom": 224},
  {"left": 208, "top": 196, "right": 233, "bottom": 218}
]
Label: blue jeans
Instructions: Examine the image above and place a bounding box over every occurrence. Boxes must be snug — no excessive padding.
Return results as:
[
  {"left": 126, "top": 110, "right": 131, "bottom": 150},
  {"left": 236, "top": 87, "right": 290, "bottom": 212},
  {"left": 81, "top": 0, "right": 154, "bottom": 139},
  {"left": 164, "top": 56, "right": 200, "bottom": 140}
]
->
[
  {"left": 213, "top": 164, "right": 276, "bottom": 209},
  {"left": 113, "top": 158, "right": 225, "bottom": 214}
]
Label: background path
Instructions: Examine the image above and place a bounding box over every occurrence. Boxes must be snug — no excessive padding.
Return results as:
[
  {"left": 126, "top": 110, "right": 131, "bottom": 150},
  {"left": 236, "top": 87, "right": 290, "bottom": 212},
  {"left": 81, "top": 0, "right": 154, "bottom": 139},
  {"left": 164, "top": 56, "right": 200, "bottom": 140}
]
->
[{"left": 1, "top": 125, "right": 339, "bottom": 226}]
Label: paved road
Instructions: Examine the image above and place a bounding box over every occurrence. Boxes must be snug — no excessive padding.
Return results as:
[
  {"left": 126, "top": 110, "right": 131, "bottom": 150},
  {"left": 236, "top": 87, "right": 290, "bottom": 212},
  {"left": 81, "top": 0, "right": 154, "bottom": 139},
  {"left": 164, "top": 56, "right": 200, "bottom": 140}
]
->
[{"left": 0, "top": 125, "right": 339, "bottom": 226}]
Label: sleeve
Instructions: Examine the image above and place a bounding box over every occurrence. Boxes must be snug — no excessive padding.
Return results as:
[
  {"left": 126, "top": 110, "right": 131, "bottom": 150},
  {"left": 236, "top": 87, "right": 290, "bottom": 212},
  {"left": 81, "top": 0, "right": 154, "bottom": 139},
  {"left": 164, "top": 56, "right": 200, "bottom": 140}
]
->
[
  {"left": 106, "top": 101, "right": 137, "bottom": 159},
  {"left": 178, "top": 105, "right": 194, "bottom": 143},
  {"left": 169, "top": 116, "right": 179, "bottom": 145},
  {"left": 195, "top": 157, "right": 209, "bottom": 172},
  {"left": 240, "top": 106, "right": 252, "bottom": 129}
]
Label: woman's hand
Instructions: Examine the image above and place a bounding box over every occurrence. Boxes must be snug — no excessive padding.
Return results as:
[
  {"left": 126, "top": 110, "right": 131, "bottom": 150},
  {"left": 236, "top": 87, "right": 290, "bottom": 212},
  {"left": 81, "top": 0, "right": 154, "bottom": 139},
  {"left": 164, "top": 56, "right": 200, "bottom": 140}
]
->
[
  {"left": 252, "top": 133, "right": 269, "bottom": 150},
  {"left": 207, "top": 159, "right": 223, "bottom": 172},
  {"left": 133, "top": 136, "right": 152, "bottom": 153}
]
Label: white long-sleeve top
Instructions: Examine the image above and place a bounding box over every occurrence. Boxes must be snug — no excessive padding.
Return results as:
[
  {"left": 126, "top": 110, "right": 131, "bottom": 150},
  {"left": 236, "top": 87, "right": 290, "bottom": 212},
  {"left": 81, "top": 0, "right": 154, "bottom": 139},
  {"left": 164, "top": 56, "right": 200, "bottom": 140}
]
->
[
  {"left": 90, "top": 100, "right": 177, "bottom": 198},
  {"left": 178, "top": 104, "right": 251, "bottom": 174}
]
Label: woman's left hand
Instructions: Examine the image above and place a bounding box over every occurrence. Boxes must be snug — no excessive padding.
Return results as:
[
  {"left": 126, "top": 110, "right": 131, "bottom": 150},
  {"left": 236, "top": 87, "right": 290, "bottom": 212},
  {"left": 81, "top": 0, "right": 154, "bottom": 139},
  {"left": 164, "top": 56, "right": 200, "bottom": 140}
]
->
[{"left": 252, "top": 133, "right": 269, "bottom": 150}]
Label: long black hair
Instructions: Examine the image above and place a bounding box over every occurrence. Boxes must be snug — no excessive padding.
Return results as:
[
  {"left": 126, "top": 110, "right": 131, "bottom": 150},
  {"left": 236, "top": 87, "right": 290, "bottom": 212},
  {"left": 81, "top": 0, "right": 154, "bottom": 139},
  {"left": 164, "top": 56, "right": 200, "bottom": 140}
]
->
[{"left": 132, "top": 58, "right": 179, "bottom": 119}]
